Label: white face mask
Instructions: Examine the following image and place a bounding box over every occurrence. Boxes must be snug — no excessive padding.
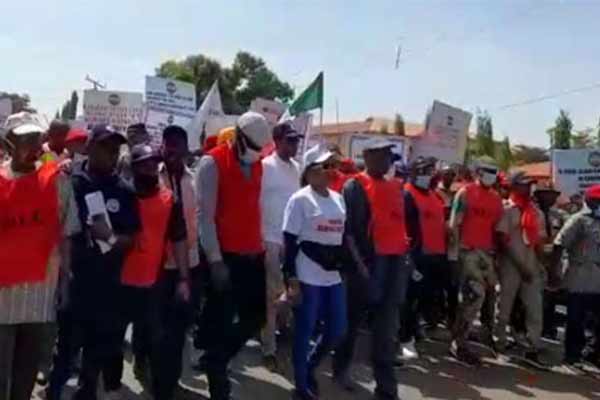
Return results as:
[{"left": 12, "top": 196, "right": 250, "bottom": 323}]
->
[
  {"left": 415, "top": 175, "right": 432, "bottom": 189},
  {"left": 240, "top": 148, "right": 261, "bottom": 165},
  {"left": 480, "top": 172, "right": 497, "bottom": 187}
]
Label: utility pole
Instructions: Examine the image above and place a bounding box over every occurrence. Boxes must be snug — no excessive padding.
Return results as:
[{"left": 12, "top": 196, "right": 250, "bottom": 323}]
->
[{"left": 85, "top": 75, "right": 106, "bottom": 90}]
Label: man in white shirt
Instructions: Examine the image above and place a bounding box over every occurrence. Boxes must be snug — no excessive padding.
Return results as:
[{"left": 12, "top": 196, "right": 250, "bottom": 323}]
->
[{"left": 260, "top": 121, "right": 302, "bottom": 370}]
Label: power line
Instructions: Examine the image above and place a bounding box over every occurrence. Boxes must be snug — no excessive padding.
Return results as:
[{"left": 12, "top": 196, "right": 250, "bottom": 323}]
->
[{"left": 495, "top": 81, "right": 600, "bottom": 111}]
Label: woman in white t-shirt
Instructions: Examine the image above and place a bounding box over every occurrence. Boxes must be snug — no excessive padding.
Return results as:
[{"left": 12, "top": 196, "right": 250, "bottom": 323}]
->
[{"left": 282, "top": 148, "right": 348, "bottom": 400}]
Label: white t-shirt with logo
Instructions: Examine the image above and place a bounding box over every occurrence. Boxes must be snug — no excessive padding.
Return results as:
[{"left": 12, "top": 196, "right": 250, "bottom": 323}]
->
[{"left": 283, "top": 186, "right": 346, "bottom": 287}]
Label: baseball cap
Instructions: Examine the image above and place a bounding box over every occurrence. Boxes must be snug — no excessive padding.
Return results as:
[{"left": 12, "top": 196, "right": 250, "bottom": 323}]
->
[
  {"left": 363, "top": 138, "right": 394, "bottom": 153},
  {"left": 410, "top": 156, "right": 435, "bottom": 170},
  {"left": 302, "top": 145, "right": 334, "bottom": 173},
  {"left": 508, "top": 171, "right": 536, "bottom": 186},
  {"left": 65, "top": 128, "right": 88, "bottom": 144},
  {"left": 237, "top": 111, "right": 271, "bottom": 148},
  {"left": 3, "top": 112, "right": 47, "bottom": 136},
  {"left": 130, "top": 144, "right": 161, "bottom": 164},
  {"left": 88, "top": 124, "right": 126, "bottom": 144},
  {"left": 273, "top": 121, "right": 303, "bottom": 140}
]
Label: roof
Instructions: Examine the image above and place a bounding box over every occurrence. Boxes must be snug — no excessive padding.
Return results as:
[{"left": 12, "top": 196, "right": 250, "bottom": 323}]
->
[
  {"left": 511, "top": 161, "right": 551, "bottom": 178},
  {"left": 314, "top": 117, "right": 424, "bottom": 137}
]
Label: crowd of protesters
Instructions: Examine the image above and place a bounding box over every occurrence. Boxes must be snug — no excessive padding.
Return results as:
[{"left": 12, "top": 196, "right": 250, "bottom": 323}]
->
[{"left": 0, "top": 110, "right": 599, "bottom": 400}]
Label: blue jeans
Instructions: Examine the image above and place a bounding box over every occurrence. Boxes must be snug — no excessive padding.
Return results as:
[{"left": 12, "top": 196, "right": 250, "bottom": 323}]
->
[{"left": 293, "top": 282, "right": 347, "bottom": 392}]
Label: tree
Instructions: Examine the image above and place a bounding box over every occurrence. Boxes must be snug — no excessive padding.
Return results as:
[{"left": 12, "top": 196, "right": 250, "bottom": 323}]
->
[
  {"left": 547, "top": 109, "right": 572, "bottom": 149},
  {"left": 475, "top": 109, "right": 495, "bottom": 157},
  {"left": 571, "top": 128, "right": 594, "bottom": 149},
  {"left": 379, "top": 124, "right": 389, "bottom": 134},
  {"left": 394, "top": 113, "right": 405, "bottom": 136},
  {"left": 0, "top": 92, "right": 32, "bottom": 113},
  {"left": 512, "top": 145, "right": 549, "bottom": 165},
  {"left": 59, "top": 91, "right": 79, "bottom": 120},
  {"left": 496, "top": 137, "right": 513, "bottom": 171},
  {"left": 156, "top": 51, "right": 294, "bottom": 114}
]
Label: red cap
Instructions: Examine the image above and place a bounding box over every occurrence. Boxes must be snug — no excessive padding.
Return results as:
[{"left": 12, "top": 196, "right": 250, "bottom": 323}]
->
[
  {"left": 585, "top": 184, "right": 600, "bottom": 200},
  {"left": 65, "top": 128, "right": 88, "bottom": 144}
]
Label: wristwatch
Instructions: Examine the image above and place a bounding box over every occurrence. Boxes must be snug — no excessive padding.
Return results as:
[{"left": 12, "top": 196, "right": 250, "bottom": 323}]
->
[{"left": 107, "top": 235, "right": 117, "bottom": 246}]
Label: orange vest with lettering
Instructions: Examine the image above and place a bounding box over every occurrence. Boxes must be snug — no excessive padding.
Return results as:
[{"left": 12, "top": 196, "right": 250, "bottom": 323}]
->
[
  {"left": 406, "top": 183, "right": 447, "bottom": 255},
  {"left": 355, "top": 173, "right": 409, "bottom": 255},
  {"left": 121, "top": 187, "right": 173, "bottom": 287},
  {"left": 210, "top": 144, "right": 263, "bottom": 254},
  {"left": 0, "top": 162, "right": 61, "bottom": 286},
  {"left": 461, "top": 183, "right": 502, "bottom": 251}
]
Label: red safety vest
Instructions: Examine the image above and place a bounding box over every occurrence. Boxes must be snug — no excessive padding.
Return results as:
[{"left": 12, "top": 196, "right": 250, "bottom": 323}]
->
[
  {"left": 461, "top": 183, "right": 503, "bottom": 251},
  {"left": 355, "top": 173, "right": 409, "bottom": 255},
  {"left": 329, "top": 170, "right": 353, "bottom": 193},
  {"left": 0, "top": 162, "right": 61, "bottom": 286},
  {"left": 121, "top": 187, "right": 173, "bottom": 287},
  {"left": 210, "top": 144, "right": 263, "bottom": 254},
  {"left": 406, "top": 183, "right": 447, "bottom": 255}
]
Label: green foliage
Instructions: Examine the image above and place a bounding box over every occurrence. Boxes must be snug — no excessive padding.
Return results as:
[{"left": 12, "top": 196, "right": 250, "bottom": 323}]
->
[
  {"left": 0, "top": 92, "right": 32, "bottom": 113},
  {"left": 156, "top": 51, "right": 294, "bottom": 114},
  {"left": 547, "top": 109, "right": 572, "bottom": 149},
  {"left": 475, "top": 110, "right": 495, "bottom": 157},
  {"left": 59, "top": 90, "right": 78, "bottom": 120},
  {"left": 496, "top": 137, "right": 513, "bottom": 171},
  {"left": 394, "top": 113, "right": 405, "bottom": 136},
  {"left": 571, "top": 129, "right": 594, "bottom": 149}
]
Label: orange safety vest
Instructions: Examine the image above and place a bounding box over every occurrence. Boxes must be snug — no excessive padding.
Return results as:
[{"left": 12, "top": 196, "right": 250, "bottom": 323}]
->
[
  {"left": 406, "top": 183, "right": 447, "bottom": 255},
  {"left": 210, "top": 144, "right": 264, "bottom": 254},
  {"left": 121, "top": 187, "right": 173, "bottom": 287},
  {"left": 329, "top": 170, "right": 353, "bottom": 193},
  {"left": 461, "top": 183, "right": 503, "bottom": 251},
  {"left": 355, "top": 173, "right": 409, "bottom": 255},
  {"left": 0, "top": 162, "right": 61, "bottom": 286}
]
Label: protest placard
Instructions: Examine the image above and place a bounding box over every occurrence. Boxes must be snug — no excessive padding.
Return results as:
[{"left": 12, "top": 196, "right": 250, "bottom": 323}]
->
[
  {"left": 145, "top": 76, "right": 196, "bottom": 145},
  {"left": 83, "top": 90, "right": 143, "bottom": 133},
  {"left": 348, "top": 134, "right": 405, "bottom": 164},
  {"left": 411, "top": 100, "right": 471, "bottom": 165},
  {"left": 552, "top": 149, "right": 600, "bottom": 196},
  {"left": 187, "top": 81, "right": 224, "bottom": 150}
]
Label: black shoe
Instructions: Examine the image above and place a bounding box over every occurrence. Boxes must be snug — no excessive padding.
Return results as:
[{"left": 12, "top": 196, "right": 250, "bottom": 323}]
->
[
  {"left": 393, "top": 357, "right": 405, "bottom": 368},
  {"left": 523, "top": 351, "right": 549, "bottom": 370},
  {"left": 374, "top": 388, "right": 400, "bottom": 400},
  {"left": 292, "top": 389, "right": 318, "bottom": 400},
  {"left": 482, "top": 332, "right": 498, "bottom": 358},
  {"left": 333, "top": 371, "right": 357, "bottom": 392},
  {"left": 192, "top": 354, "right": 208, "bottom": 372},
  {"left": 36, "top": 372, "right": 49, "bottom": 386},
  {"left": 263, "top": 354, "right": 279, "bottom": 373},
  {"left": 307, "top": 371, "right": 320, "bottom": 396},
  {"left": 450, "top": 345, "right": 482, "bottom": 367}
]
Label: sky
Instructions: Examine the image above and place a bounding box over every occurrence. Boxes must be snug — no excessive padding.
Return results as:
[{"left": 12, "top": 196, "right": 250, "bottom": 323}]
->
[{"left": 2, "top": 0, "right": 600, "bottom": 147}]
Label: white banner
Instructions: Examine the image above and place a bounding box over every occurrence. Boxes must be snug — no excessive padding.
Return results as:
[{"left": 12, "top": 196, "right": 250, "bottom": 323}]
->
[
  {"left": 349, "top": 134, "right": 405, "bottom": 164},
  {"left": 83, "top": 90, "right": 144, "bottom": 133},
  {"left": 145, "top": 76, "right": 196, "bottom": 145},
  {"left": 0, "top": 98, "right": 12, "bottom": 128},
  {"left": 186, "top": 81, "right": 224, "bottom": 151},
  {"left": 411, "top": 100, "right": 471, "bottom": 164},
  {"left": 552, "top": 149, "right": 600, "bottom": 196}
]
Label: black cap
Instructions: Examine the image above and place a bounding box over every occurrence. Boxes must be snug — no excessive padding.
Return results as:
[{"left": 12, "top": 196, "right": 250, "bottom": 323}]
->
[
  {"left": 273, "top": 121, "right": 303, "bottom": 140},
  {"left": 363, "top": 138, "right": 394, "bottom": 152},
  {"left": 509, "top": 171, "right": 536, "bottom": 186},
  {"left": 162, "top": 125, "right": 188, "bottom": 142},
  {"left": 130, "top": 144, "right": 161, "bottom": 164},
  {"left": 410, "top": 156, "right": 435, "bottom": 170},
  {"left": 89, "top": 124, "right": 126, "bottom": 144}
]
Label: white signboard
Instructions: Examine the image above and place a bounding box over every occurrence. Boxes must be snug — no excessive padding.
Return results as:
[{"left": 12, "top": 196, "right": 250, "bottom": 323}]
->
[
  {"left": 552, "top": 149, "right": 600, "bottom": 196},
  {"left": 250, "top": 98, "right": 286, "bottom": 127},
  {"left": 411, "top": 100, "right": 471, "bottom": 164},
  {"left": 145, "top": 76, "right": 196, "bottom": 145},
  {"left": 349, "top": 134, "right": 405, "bottom": 164},
  {"left": 0, "top": 98, "right": 12, "bottom": 128},
  {"left": 83, "top": 90, "right": 144, "bottom": 133},
  {"left": 186, "top": 81, "right": 224, "bottom": 150}
]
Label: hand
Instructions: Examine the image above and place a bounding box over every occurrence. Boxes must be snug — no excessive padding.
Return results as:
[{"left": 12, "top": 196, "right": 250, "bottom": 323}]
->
[
  {"left": 210, "top": 261, "right": 230, "bottom": 292},
  {"left": 287, "top": 278, "right": 302, "bottom": 306},
  {"left": 90, "top": 215, "right": 113, "bottom": 242},
  {"left": 176, "top": 280, "right": 191, "bottom": 303},
  {"left": 59, "top": 159, "right": 73, "bottom": 174}
]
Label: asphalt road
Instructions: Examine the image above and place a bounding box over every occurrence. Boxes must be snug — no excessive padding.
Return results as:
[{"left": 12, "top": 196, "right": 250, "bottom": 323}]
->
[{"left": 32, "top": 328, "right": 600, "bottom": 400}]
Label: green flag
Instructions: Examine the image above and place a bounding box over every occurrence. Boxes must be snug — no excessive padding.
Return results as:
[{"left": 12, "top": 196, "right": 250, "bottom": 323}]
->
[{"left": 289, "top": 72, "right": 323, "bottom": 116}]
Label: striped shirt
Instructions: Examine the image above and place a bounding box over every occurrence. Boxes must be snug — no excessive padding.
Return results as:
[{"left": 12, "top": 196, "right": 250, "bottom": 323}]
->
[{"left": 0, "top": 162, "right": 80, "bottom": 325}]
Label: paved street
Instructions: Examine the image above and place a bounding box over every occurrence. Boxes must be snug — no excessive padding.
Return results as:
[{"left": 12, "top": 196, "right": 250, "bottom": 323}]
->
[{"left": 32, "top": 329, "right": 600, "bottom": 400}]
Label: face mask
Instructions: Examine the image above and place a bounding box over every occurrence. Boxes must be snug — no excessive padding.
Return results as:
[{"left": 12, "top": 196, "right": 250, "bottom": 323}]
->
[
  {"left": 415, "top": 175, "right": 432, "bottom": 189},
  {"left": 134, "top": 174, "right": 159, "bottom": 191},
  {"left": 240, "top": 148, "right": 261, "bottom": 165},
  {"left": 480, "top": 172, "right": 497, "bottom": 187}
]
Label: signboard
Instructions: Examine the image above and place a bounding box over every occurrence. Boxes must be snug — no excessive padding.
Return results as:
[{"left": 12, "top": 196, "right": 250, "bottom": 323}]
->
[
  {"left": 145, "top": 76, "right": 196, "bottom": 145},
  {"left": 83, "top": 90, "right": 143, "bottom": 133},
  {"left": 250, "top": 98, "right": 286, "bottom": 127},
  {"left": 349, "top": 134, "right": 405, "bottom": 164},
  {"left": 0, "top": 98, "right": 12, "bottom": 128},
  {"left": 552, "top": 149, "right": 600, "bottom": 196},
  {"left": 186, "top": 81, "right": 224, "bottom": 150},
  {"left": 411, "top": 100, "right": 471, "bottom": 164}
]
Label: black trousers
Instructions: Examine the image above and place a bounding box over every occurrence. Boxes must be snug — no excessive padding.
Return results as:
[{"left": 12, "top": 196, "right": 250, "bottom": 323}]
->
[
  {"left": 204, "top": 253, "right": 266, "bottom": 400},
  {"left": 565, "top": 292, "right": 600, "bottom": 362},
  {"left": 153, "top": 267, "right": 203, "bottom": 400}
]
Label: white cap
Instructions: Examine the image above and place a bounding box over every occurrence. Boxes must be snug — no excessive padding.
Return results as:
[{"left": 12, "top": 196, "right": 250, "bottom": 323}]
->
[
  {"left": 302, "top": 144, "right": 334, "bottom": 173},
  {"left": 3, "top": 112, "right": 47, "bottom": 136},
  {"left": 237, "top": 111, "right": 271, "bottom": 148}
]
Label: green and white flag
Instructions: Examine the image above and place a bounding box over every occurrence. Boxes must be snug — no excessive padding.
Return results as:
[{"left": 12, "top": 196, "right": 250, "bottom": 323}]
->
[{"left": 289, "top": 72, "right": 323, "bottom": 116}]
